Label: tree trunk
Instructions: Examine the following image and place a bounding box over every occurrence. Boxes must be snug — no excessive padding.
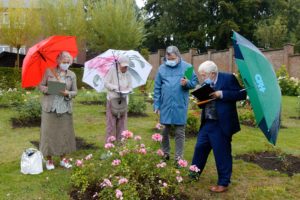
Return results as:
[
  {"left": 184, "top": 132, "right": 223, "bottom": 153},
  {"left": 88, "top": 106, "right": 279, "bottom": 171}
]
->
[{"left": 16, "top": 47, "right": 20, "bottom": 69}]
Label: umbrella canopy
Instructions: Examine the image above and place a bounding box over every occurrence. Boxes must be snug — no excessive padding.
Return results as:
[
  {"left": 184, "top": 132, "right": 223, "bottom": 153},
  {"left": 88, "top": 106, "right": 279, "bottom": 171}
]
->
[
  {"left": 83, "top": 49, "right": 152, "bottom": 92},
  {"left": 22, "top": 36, "right": 78, "bottom": 88},
  {"left": 232, "top": 31, "right": 282, "bottom": 145}
]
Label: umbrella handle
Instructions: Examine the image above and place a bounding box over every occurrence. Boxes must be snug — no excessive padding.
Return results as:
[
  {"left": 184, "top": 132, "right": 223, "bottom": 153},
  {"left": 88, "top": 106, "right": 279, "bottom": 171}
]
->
[{"left": 243, "top": 78, "right": 251, "bottom": 88}]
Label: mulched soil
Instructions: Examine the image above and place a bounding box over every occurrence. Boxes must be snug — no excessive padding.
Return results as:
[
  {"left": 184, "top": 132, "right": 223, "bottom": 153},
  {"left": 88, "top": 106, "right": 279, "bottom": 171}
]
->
[
  {"left": 11, "top": 117, "right": 41, "bottom": 128},
  {"left": 102, "top": 111, "right": 148, "bottom": 117},
  {"left": 0, "top": 105, "right": 9, "bottom": 108},
  {"left": 235, "top": 151, "right": 300, "bottom": 176},
  {"left": 289, "top": 116, "right": 300, "bottom": 120},
  {"left": 128, "top": 112, "right": 148, "bottom": 117},
  {"left": 78, "top": 101, "right": 104, "bottom": 105},
  {"left": 30, "top": 137, "right": 97, "bottom": 150},
  {"left": 240, "top": 121, "right": 256, "bottom": 127}
]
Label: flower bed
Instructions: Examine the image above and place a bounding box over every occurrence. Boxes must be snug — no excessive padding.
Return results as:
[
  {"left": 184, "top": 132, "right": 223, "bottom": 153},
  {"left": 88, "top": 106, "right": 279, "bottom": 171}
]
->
[{"left": 70, "top": 131, "right": 199, "bottom": 200}]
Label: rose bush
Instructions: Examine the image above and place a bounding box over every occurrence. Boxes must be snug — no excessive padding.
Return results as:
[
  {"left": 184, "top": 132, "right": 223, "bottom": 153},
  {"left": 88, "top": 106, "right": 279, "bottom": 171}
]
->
[{"left": 70, "top": 131, "right": 196, "bottom": 200}]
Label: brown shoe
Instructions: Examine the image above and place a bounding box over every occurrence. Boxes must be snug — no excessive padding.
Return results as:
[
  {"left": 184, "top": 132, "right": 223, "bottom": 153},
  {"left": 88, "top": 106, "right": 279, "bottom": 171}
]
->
[{"left": 209, "top": 185, "right": 228, "bottom": 193}]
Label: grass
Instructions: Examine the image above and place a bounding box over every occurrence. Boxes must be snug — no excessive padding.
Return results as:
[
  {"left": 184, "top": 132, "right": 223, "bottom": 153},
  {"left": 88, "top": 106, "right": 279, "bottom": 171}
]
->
[{"left": 0, "top": 93, "right": 300, "bottom": 199}]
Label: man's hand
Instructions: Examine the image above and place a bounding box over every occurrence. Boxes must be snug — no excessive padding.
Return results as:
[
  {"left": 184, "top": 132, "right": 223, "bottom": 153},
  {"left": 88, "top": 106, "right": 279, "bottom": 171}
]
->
[
  {"left": 180, "top": 78, "right": 187, "bottom": 86},
  {"left": 209, "top": 91, "right": 222, "bottom": 99}
]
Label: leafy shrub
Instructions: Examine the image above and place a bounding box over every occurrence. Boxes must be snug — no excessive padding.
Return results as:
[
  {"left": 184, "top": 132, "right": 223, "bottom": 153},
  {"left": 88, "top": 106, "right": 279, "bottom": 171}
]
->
[
  {"left": 13, "top": 94, "right": 41, "bottom": 121},
  {"left": 128, "top": 95, "right": 147, "bottom": 115},
  {"left": 276, "top": 65, "right": 300, "bottom": 96},
  {"left": 238, "top": 100, "right": 256, "bottom": 127},
  {"left": 140, "top": 48, "right": 150, "bottom": 61},
  {"left": 185, "top": 114, "right": 199, "bottom": 137},
  {"left": 0, "top": 86, "right": 26, "bottom": 107},
  {"left": 77, "top": 89, "right": 107, "bottom": 104},
  {"left": 0, "top": 67, "right": 21, "bottom": 89},
  {"left": 70, "top": 67, "right": 91, "bottom": 89},
  {"left": 70, "top": 131, "right": 191, "bottom": 200}
]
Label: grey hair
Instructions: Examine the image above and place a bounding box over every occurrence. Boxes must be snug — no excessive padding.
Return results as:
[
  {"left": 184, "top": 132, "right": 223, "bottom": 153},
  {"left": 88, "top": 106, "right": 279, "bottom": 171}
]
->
[
  {"left": 166, "top": 46, "right": 181, "bottom": 58},
  {"left": 56, "top": 51, "right": 73, "bottom": 64},
  {"left": 198, "top": 60, "right": 218, "bottom": 74}
]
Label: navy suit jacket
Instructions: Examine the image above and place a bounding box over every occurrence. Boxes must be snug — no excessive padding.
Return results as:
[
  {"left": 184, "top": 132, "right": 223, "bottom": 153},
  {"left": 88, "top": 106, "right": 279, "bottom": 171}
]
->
[{"left": 200, "top": 72, "right": 247, "bottom": 137}]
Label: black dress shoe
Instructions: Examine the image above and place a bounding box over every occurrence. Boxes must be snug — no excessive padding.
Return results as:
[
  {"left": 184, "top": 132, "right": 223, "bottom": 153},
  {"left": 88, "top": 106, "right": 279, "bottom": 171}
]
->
[{"left": 163, "top": 154, "right": 170, "bottom": 161}]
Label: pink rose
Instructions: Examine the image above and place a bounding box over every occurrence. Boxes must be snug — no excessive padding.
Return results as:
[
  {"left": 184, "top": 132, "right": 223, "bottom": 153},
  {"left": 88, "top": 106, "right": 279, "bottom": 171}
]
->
[
  {"left": 107, "top": 136, "right": 116, "bottom": 143},
  {"left": 112, "top": 159, "right": 121, "bottom": 166},
  {"left": 115, "top": 189, "right": 123, "bottom": 199},
  {"left": 121, "top": 130, "right": 133, "bottom": 139},
  {"left": 176, "top": 176, "right": 183, "bottom": 183},
  {"left": 134, "top": 135, "right": 142, "bottom": 141},
  {"left": 156, "top": 162, "right": 167, "bottom": 168},
  {"left": 177, "top": 159, "right": 188, "bottom": 168},
  {"left": 189, "top": 165, "right": 200, "bottom": 173},
  {"left": 156, "top": 149, "right": 164, "bottom": 156},
  {"left": 104, "top": 143, "right": 115, "bottom": 149},
  {"left": 152, "top": 133, "right": 163, "bottom": 142},
  {"left": 85, "top": 154, "right": 93, "bottom": 160},
  {"left": 138, "top": 148, "right": 147, "bottom": 154},
  {"left": 100, "top": 179, "right": 113, "bottom": 188},
  {"left": 118, "top": 178, "right": 128, "bottom": 185},
  {"left": 75, "top": 159, "right": 83, "bottom": 167}
]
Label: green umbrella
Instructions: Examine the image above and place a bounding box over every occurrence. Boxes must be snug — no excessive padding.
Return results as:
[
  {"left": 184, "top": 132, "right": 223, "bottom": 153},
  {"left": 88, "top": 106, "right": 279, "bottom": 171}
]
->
[{"left": 232, "top": 31, "right": 282, "bottom": 145}]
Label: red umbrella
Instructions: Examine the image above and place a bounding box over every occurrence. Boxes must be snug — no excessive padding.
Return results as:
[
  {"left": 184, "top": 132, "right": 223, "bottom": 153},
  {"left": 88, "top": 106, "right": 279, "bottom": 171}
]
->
[{"left": 22, "top": 35, "right": 78, "bottom": 88}]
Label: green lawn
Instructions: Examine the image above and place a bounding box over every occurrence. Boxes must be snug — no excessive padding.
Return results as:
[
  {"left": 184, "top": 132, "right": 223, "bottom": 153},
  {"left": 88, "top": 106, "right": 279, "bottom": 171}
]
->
[{"left": 0, "top": 95, "right": 299, "bottom": 200}]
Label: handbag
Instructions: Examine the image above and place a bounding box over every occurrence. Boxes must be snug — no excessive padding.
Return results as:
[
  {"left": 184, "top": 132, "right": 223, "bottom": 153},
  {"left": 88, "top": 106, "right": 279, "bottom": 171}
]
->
[
  {"left": 109, "top": 60, "right": 128, "bottom": 118},
  {"left": 20, "top": 148, "right": 43, "bottom": 175},
  {"left": 110, "top": 97, "right": 127, "bottom": 118}
]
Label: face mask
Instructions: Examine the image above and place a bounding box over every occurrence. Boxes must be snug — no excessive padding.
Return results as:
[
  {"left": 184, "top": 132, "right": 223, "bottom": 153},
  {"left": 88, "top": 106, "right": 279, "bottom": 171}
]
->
[
  {"left": 165, "top": 59, "right": 177, "bottom": 67},
  {"left": 202, "top": 72, "right": 214, "bottom": 85},
  {"left": 59, "top": 63, "right": 70, "bottom": 71},
  {"left": 203, "top": 78, "right": 213, "bottom": 85}
]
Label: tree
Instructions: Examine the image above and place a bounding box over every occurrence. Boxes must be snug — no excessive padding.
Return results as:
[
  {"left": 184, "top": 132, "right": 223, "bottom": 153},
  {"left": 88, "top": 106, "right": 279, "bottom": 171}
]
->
[
  {"left": 143, "top": 0, "right": 275, "bottom": 52},
  {"left": 86, "top": 0, "right": 144, "bottom": 53},
  {"left": 143, "top": 0, "right": 207, "bottom": 52},
  {"left": 0, "top": 1, "right": 42, "bottom": 68},
  {"left": 255, "top": 16, "right": 288, "bottom": 48},
  {"left": 40, "top": 0, "right": 87, "bottom": 50}
]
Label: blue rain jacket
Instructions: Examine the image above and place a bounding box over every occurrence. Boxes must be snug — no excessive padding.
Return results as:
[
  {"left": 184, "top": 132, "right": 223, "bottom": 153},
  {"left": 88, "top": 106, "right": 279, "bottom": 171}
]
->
[{"left": 153, "top": 59, "right": 198, "bottom": 125}]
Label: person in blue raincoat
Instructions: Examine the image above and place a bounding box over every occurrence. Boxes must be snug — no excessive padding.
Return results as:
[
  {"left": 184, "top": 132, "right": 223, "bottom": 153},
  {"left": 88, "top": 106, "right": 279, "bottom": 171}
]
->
[{"left": 153, "top": 46, "right": 198, "bottom": 162}]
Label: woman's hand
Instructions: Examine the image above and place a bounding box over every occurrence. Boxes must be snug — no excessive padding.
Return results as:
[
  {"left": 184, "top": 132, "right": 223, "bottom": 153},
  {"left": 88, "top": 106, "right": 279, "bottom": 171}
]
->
[
  {"left": 180, "top": 78, "right": 187, "bottom": 86},
  {"left": 60, "top": 90, "right": 69, "bottom": 97}
]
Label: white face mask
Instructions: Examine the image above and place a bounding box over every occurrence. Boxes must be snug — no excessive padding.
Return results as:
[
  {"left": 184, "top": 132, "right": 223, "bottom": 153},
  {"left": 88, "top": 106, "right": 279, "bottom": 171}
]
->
[
  {"left": 165, "top": 59, "right": 177, "bottom": 67},
  {"left": 59, "top": 63, "right": 70, "bottom": 71}
]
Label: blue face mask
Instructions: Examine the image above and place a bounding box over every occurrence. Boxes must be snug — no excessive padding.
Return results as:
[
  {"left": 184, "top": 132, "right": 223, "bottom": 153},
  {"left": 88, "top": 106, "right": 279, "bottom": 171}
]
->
[
  {"left": 165, "top": 59, "right": 177, "bottom": 67},
  {"left": 203, "top": 78, "right": 212, "bottom": 85}
]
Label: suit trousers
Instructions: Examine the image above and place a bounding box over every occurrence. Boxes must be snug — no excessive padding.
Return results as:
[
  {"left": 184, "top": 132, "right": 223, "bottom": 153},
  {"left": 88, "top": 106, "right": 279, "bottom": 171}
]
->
[{"left": 192, "top": 119, "right": 232, "bottom": 186}]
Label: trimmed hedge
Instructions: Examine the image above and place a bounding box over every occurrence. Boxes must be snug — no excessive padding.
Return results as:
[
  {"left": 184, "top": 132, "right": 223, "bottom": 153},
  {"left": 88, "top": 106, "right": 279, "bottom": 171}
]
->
[
  {"left": 0, "top": 67, "right": 21, "bottom": 89},
  {"left": 0, "top": 67, "right": 90, "bottom": 89}
]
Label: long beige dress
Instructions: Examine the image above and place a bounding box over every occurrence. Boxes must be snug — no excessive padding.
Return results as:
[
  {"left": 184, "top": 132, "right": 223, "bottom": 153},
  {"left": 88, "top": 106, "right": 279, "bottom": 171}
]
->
[{"left": 39, "top": 68, "right": 77, "bottom": 156}]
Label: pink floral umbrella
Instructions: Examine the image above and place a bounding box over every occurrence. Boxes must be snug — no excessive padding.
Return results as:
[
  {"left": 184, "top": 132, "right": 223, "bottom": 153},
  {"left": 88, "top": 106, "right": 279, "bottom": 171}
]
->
[{"left": 83, "top": 49, "right": 152, "bottom": 92}]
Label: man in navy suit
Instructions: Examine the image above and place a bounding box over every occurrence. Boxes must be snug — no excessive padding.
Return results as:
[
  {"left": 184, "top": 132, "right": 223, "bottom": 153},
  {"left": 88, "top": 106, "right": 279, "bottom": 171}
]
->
[{"left": 191, "top": 60, "right": 247, "bottom": 192}]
